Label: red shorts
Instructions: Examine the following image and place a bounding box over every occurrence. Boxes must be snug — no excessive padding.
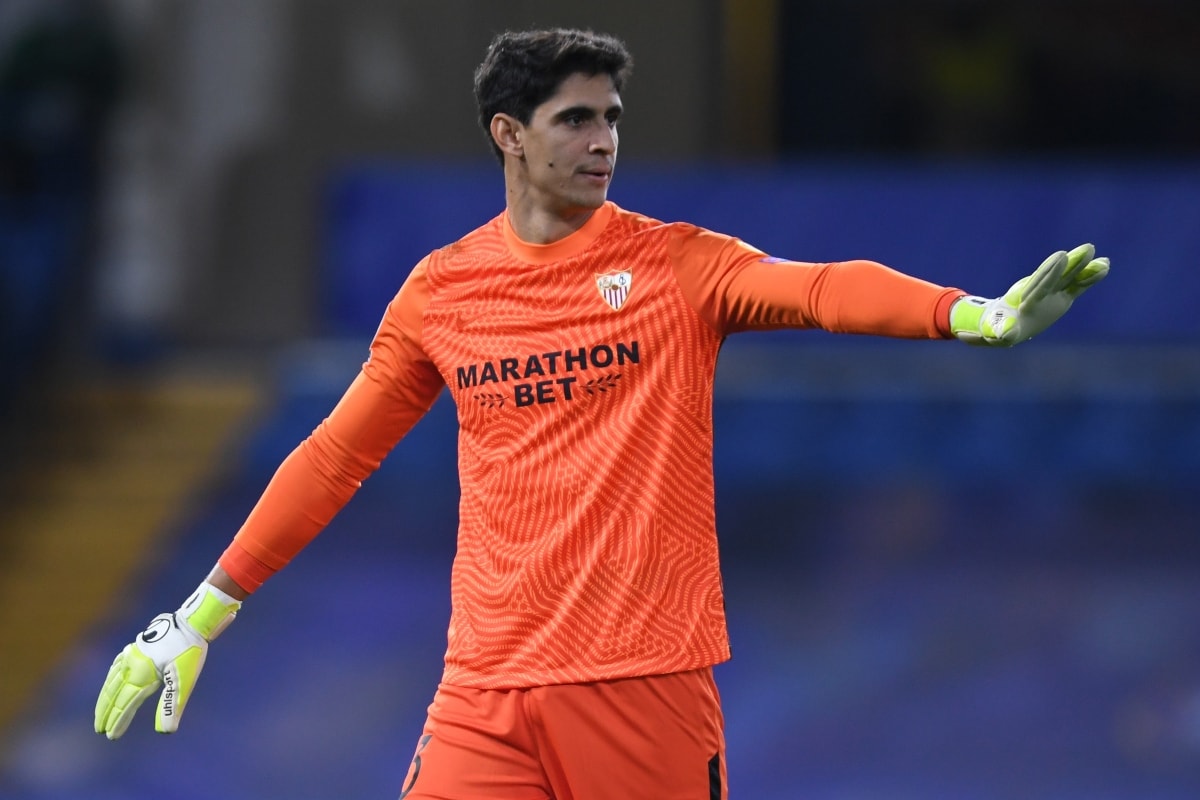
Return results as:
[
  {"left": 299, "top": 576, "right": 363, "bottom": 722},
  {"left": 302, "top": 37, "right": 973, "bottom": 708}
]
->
[{"left": 398, "top": 667, "right": 727, "bottom": 800}]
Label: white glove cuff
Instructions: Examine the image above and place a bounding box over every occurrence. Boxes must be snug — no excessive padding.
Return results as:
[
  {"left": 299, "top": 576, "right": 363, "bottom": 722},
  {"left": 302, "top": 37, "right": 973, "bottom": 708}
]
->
[{"left": 179, "top": 580, "right": 242, "bottom": 641}]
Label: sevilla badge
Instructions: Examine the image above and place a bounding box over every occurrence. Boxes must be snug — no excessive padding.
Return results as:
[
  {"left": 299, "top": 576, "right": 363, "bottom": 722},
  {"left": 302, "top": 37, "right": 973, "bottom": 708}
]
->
[{"left": 595, "top": 270, "right": 632, "bottom": 311}]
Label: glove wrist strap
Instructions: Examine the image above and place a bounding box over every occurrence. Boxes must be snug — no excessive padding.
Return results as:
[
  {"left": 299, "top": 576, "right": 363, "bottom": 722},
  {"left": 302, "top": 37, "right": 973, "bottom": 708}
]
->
[
  {"left": 180, "top": 581, "right": 241, "bottom": 641},
  {"left": 949, "top": 295, "right": 991, "bottom": 343}
]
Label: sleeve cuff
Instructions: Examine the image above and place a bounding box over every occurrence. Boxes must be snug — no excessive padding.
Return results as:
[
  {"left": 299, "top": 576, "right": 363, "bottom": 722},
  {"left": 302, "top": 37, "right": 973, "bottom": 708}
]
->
[
  {"left": 217, "top": 541, "right": 276, "bottom": 594},
  {"left": 934, "top": 289, "right": 967, "bottom": 339}
]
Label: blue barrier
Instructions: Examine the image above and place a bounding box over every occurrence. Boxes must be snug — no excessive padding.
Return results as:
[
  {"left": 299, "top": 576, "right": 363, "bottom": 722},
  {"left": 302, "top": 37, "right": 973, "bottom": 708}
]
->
[{"left": 322, "top": 160, "right": 1200, "bottom": 342}]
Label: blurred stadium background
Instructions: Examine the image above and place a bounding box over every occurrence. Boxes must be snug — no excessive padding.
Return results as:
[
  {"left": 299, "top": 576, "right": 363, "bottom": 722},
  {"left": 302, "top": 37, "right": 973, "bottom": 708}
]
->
[{"left": 1, "top": 1, "right": 1198, "bottom": 798}]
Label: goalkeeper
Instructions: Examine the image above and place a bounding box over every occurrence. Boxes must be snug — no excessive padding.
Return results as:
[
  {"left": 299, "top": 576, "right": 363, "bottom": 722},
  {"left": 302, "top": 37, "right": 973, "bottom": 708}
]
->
[{"left": 95, "top": 27, "right": 1108, "bottom": 800}]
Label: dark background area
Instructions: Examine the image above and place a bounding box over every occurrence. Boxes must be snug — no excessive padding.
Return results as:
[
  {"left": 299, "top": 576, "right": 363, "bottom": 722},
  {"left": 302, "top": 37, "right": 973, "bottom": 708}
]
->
[{"left": 778, "top": 1, "right": 1200, "bottom": 156}]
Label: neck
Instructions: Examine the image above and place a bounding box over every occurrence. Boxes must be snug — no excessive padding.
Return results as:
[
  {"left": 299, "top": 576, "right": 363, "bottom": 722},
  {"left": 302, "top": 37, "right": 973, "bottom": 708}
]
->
[
  {"left": 504, "top": 189, "right": 598, "bottom": 244},
  {"left": 502, "top": 160, "right": 603, "bottom": 244}
]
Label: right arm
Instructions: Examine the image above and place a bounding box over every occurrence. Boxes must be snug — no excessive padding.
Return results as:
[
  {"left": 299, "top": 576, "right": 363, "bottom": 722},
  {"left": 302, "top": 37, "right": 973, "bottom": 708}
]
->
[
  {"left": 95, "top": 260, "right": 444, "bottom": 739},
  {"left": 217, "top": 258, "right": 444, "bottom": 593},
  {"left": 216, "top": 346, "right": 444, "bottom": 591}
]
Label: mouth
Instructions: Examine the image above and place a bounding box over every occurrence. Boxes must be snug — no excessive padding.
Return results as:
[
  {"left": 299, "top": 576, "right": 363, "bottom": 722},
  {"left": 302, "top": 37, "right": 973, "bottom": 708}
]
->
[{"left": 578, "top": 165, "right": 613, "bottom": 184}]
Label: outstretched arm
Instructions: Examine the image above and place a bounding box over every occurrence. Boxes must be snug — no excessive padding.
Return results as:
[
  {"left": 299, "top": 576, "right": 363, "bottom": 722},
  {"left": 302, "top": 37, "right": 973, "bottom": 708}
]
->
[
  {"left": 670, "top": 226, "right": 963, "bottom": 338},
  {"left": 670, "top": 226, "right": 1108, "bottom": 343}
]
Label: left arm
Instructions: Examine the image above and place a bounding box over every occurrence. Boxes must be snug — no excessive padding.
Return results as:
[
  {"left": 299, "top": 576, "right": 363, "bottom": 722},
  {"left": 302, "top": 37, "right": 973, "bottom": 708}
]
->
[
  {"left": 669, "top": 226, "right": 962, "bottom": 338},
  {"left": 669, "top": 227, "right": 1109, "bottom": 345},
  {"left": 716, "top": 255, "right": 963, "bottom": 338}
]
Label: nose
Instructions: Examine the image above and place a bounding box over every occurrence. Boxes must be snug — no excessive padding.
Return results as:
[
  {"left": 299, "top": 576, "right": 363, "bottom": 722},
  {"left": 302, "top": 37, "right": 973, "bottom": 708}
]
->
[{"left": 589, "top": 122, "right": 617, "bottom": 154}]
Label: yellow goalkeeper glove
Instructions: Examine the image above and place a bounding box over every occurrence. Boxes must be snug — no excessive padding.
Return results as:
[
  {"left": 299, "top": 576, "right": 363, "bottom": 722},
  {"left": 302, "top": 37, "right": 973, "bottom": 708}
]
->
[
  {"left": 950, "top": 243, "right": 1110, "bottom": 346},
  {"left": 94, "top": 581, "right": 240, "bottom": 739}
]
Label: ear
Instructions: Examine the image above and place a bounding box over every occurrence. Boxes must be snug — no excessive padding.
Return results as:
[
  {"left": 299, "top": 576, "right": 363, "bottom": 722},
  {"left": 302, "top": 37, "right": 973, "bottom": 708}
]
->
[{"left": 490, "top": 113, "right": 524, "bottom": 159}]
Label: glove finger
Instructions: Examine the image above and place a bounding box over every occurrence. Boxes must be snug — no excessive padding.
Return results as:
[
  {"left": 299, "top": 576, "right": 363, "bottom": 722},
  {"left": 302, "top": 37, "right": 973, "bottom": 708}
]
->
[
  {"left": 93, "top": 687, "right": 116, "bottom": 734},
  {"left": 1061, "top": 243, "right": 1096, "bottom": 282},
  {"left": 154, "top": 646, "right": 205, "bottom": 733},
  {"left": 1021, "top": 250, "right": 1067, "bottom": 306},
  {"left": 95, "top": 643, "right": 161, "bottom": 739},
  {"left": 94, "top": 651, "right": 128, "bottom": 732},
  {"left": 155, "top": 662, "right": 184, "bottom": 733},
  {"left": 102, "top": 682, "right": 160, "bottom": 740},
  {"left": 1068, "top": 257, "right": 1110, "bottom": 295}
]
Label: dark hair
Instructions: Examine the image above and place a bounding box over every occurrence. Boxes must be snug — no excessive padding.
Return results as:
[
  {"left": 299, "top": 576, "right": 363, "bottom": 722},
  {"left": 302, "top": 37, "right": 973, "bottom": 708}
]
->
[{"left": 473, "top": 28, "right": 633, "bottom": 164}]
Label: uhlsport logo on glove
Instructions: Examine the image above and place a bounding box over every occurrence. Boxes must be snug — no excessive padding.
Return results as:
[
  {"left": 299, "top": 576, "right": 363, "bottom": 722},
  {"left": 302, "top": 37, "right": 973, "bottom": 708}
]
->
[
  {"left": 161, "top": 669, "right": 177, "bottom": 719},
  {"left": 140, "top": 616, "right": 172, "bottom": 644},
  {"left": 988, "top": 308, "right": 1011, "bottom": 336}
]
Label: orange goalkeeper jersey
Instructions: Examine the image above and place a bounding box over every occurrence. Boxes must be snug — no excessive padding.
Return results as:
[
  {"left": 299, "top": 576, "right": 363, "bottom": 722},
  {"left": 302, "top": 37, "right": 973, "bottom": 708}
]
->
[{"left": 220, "top": 201, "right": 962, "bottom": 688}]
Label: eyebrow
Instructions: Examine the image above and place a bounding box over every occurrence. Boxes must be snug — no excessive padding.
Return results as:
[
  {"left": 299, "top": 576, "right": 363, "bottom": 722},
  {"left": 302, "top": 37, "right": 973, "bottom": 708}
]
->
[{"left": 551, "top": 103, "right": 623, "bottom": 123}]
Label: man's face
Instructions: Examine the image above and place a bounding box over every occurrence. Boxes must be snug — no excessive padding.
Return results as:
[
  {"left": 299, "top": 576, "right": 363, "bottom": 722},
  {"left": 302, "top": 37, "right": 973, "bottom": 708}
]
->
[{"left": 517, "top": 72, "right": 622, "bottom": 214}]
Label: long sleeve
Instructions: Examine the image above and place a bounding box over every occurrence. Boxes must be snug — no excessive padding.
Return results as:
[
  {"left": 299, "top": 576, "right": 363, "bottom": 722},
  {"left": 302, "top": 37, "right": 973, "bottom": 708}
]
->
[
  {"left": 668, "top": 224, "right": 963, "bottom": 339},
  {"left": 218, "top": 260, "right": 445, "bottom": 592}
]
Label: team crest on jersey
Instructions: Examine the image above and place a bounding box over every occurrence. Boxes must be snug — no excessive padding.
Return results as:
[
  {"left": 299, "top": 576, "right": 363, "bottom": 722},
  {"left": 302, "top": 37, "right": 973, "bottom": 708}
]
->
[{"left": 595, "top": 270, "right": 632, "bottom": 311}]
